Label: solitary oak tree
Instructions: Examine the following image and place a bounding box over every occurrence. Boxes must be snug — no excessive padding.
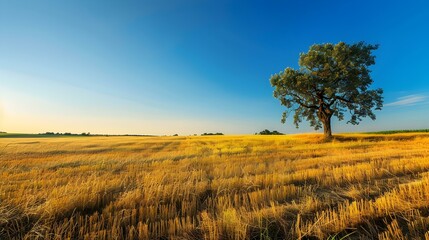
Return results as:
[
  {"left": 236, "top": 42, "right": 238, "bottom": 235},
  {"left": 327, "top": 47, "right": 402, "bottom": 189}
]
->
[{"left": 270, "top": 42, "right": 383, "bottom": 140}]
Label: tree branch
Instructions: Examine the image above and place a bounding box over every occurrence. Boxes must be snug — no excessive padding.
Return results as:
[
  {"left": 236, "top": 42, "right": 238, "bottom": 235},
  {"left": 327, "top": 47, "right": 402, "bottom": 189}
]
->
[
  {"left": 290, "top": 93, "right": 318, "bottom": 109},
  {"left": 327, "top": 94, "right": 354, "bottom": 107},
  {"left": 335, "top": 95, "right": 353, "bottom": 103}
]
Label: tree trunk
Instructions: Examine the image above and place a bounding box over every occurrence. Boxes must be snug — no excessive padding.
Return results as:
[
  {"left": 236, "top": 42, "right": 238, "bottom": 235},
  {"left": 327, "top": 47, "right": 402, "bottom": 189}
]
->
[{"left": 322, "top": 116, "right": 332, "bottom": 140}]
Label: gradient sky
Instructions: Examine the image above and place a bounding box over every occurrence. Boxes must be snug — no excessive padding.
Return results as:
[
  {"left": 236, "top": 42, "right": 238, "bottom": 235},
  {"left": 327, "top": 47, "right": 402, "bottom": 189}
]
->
[{"left": 1, "top": 0, "right": 429, "bottom": 135}]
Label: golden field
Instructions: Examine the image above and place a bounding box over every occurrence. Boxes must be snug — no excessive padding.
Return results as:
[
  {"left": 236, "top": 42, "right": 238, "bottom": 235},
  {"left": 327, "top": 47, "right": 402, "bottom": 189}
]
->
[{"left": 1, "top": 133, "right": 429, "bottom": 239}]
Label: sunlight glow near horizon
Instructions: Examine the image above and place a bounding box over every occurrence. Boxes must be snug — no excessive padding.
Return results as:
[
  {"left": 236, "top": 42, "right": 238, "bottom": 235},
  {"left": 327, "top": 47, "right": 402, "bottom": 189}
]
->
[{"left": 1, "top": 1, "right": 429, "bottom": 135}]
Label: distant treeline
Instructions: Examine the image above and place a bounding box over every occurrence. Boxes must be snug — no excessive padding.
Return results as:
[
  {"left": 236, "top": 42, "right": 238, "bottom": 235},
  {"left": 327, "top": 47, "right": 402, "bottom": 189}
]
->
[
  {"left": 256, "top": 129, "right": 284, "bottom": 135},
  {"left": 364, "top": 129, "right": 429, "bottom": 134},
  {"left": 40, "top": 132, "right": 154, "bottom": 137},
  {"left": 42, "top": 132, "right": 91, "bottom": 136},
  {"left": 201, "top": 133, "right": 224, "bottom": 136}
]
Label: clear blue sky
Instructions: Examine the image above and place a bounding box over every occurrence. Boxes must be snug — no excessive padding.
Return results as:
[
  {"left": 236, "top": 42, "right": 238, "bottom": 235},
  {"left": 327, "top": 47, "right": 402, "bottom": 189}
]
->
[{"left": 1, "top": 0, "right": 428, "bottom": 135}]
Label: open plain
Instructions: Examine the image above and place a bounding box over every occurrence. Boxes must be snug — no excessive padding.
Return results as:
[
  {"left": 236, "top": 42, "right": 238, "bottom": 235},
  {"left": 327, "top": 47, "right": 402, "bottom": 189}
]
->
[{"left": 1, "top": 133, "right": 429, "bottom": 239}]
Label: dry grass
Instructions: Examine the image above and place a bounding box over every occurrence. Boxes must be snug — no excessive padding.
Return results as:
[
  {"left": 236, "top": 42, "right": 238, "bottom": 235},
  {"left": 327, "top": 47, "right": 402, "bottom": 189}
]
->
[{"left": 1, "top": 133, "right": 429, "bottom": 239}]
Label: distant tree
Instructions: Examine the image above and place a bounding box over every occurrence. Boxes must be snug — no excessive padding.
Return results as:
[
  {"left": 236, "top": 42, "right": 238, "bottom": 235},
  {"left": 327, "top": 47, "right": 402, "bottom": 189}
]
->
[
  {"left": 258, "top": 129, "right": 283, "bottom": 135},
  {"left": 259, "top": 129, "right": 271, "bottom": 135},
  {"left": 270, "top": 42, "right": 383, "bottom": 140},
  {"left": 201, "top": 133, "right": 224, "bottom": 136},
  {"left": 173, "top": 134, "right": 179, "bottom": 136}
]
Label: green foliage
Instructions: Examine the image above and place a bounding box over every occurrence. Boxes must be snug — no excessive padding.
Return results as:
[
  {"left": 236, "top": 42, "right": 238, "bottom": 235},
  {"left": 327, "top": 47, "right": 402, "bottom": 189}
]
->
[
  {"left": 201, "top": 132, "right": 224, "bottom": 136},
  {"left": 270, "top": 41, "right": 383, "bottom": 137},
  {"left": 257, "top": 129, "right": 284, "bottom": 135}
]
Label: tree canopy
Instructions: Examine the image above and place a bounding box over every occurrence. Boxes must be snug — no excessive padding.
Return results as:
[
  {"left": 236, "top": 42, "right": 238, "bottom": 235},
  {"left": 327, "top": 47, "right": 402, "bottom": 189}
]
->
[
  {"left": 270, "top": 41, "right": 383, "bottom": 139},
  {"left": 257, "top": 129, "right": 283, "bottom": 135}
]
